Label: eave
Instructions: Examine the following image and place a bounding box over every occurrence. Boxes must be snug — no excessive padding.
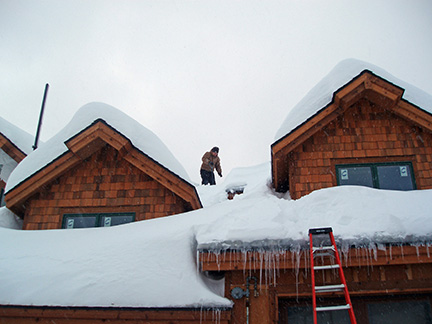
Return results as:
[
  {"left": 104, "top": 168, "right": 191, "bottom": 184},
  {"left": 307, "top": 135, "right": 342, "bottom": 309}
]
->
[
  {"left": 0, "top": 133, "right": 27, "bottom": 163},
  {"left": 0, "top": 306, "right": 231, "bottom": 323},
  {"left": 199, "top": 244, "right": 432, "bottom": 272},
  {"left": 5, "top": 120, "right": 202, "bottom": 215}
]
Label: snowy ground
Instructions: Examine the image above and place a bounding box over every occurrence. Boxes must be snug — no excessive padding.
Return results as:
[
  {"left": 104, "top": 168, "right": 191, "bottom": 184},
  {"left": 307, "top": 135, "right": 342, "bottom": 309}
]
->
[{"left": 1, "top": 163, "right": 432, "bottom": 308}]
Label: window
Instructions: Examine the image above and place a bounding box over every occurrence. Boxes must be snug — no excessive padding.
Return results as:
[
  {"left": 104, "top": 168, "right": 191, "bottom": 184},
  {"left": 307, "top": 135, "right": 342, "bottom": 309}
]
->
[
  {"left": 279, "top": 297, "right": 432, "bottom": 324},
  {"left": 0, "top": 188, "right": 5, "bottom": 207},
  {"left": 286, "top": 304, "right": 350, "bottom": 324},
  {"left": 336, "top": 162, "right": 415, "bottom": 190},
  {"left": 368, "top": 300, "right": 432, "bottom": 324},
  {"left": 62, "top": 212, "right": 135, "bottom": 229}
]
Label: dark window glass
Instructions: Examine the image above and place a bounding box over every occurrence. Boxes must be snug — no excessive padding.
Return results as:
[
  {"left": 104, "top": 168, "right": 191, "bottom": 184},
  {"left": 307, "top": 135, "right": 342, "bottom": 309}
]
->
[
  {"left": 99, "top": 214, "right": 134, "bottom": 227},
  {"left": 63, "top": 213, "right": 134, "bottom": 229},
  {"left": 336, "top": 162, "right": 415, "bottom": 191},
  {"left": 338, "top": 166, "right": 374, "bottom": 188},
  {"left": 287, "top": 305, "right": 350, "bottom": 324},
  {"left": 64, "top": 215, "right": 97, "bottom": 229},
  {"left": 377, "top": 164, "right": 414, "bottom": 190},
  {"left": 368, "top": 300, "right": 432, "bottom": 324},
  {"left": 0, "top": 188, "right": 5, "bottom": 207}
]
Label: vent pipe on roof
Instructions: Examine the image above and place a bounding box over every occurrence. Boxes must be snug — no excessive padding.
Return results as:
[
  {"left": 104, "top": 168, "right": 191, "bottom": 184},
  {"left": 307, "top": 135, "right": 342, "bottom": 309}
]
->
[{"left": 32, "top": 83, "right": 49, "bottom": 151}]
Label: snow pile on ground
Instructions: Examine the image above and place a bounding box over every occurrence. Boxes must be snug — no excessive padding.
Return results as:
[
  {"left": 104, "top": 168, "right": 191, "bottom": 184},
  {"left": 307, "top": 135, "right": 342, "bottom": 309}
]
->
[
  {"left": 1, "top": 163, "right": 432, "bottom": 307},
  {"left": 0, "top": 116, "right": 36, "bottom": 155},
  {"left": 274, "top": 58, "right": 432, "bottom": 142},
  {"left": 5, "top": 102, "right": 192, "bottom": 193}
]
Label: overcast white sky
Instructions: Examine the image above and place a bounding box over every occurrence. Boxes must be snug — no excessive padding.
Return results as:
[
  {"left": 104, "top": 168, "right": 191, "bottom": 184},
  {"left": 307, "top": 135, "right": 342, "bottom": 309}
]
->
[{"left": 1, "top": 0, "right": 432, "bottom": 183}]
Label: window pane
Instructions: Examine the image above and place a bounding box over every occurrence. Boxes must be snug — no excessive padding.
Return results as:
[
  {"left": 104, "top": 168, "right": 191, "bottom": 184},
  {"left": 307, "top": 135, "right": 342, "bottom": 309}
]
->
[
  {"left": 64, "top": 215, "right": 97, "bottom": 228},
  {"left": 100, "top": 214, "right": 134, "bottom": 227},
  {"left": 377, "top": 165, "right": 414, "bottom": 190},
  {"left": 368, "top": 300, "right": 432, "bottom": 324},
  {"left": 287, "top": 305, "right": 351, "bottom": 324},
  {"left": 0, "top": 188, "right": 5, "bottom": 207},
  {"left": 338, "top": 166, "right": 374, "bottom": 188}
]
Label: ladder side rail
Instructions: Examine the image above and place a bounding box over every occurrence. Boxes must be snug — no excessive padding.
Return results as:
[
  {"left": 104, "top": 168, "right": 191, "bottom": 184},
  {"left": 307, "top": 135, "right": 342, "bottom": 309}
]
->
[
  {"left": 329, "top": 231, "right": 357, "bottom": 324},
  {"left": 309, "top": 232, "right": 318, "bottom": 324}
]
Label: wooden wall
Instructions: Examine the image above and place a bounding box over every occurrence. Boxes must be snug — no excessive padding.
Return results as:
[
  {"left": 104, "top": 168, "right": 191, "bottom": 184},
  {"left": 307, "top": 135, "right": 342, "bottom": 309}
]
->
[
  {"left": 201, "top": 245, "right": 432, "bottom": 324},
  {"left": 287, "top": 99, "right": 432, "bottom": 199},
  {"left": 22, "top": 145, "right": 191, "bottom": 230},
  {"left": 0, "top": 307, "right": 231, "bottom": 324}
]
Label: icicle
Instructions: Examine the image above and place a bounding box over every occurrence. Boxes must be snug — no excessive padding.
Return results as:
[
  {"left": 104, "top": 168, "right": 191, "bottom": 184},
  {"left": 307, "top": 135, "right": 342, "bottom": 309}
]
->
[
  {"left": 341, "top": 241, "right": 349, "bottom": 267},
  {"left": 293, "top": 245, "right": 301, "bottom": 298},
  {"left": 212, "top": 308, "right": 221, "bottom": 324},
  {"left": 196, "top": 250, "right": 200, "bottom": 274},
  {"left": 427, "top": 243, "right": 430, "bottom": 258},
  {"left": 259, "top": 250, "right": 264, "bottom": 288},
  {"left": 242, "top": 249, "right": 248, "bottom": 274},
  {"left": 215, "top": 251, "right": 221, "bottom": 271}
]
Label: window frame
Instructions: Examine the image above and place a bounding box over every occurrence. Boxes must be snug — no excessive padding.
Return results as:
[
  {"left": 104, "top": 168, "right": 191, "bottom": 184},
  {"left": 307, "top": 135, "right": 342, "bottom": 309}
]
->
[
  {"left": 62, "top": 212, "right": 135, "bottom": 229},
  {"left": 336, "top": 161, "right": 416, "bottom": 190}
]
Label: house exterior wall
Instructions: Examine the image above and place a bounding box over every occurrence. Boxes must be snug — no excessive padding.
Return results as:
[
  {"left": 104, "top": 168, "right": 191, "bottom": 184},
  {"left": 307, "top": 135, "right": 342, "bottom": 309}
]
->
[
  {"left": 22, "top": 145, "right": 190, "bottom": 230},
  {"left": 201, "top": 245, "right": 432, "bottom": 324},
  {"left": 0, "top": 308, "right": 231, "bottom": 324},
  {"left": 287, "top": 99, "right": 432, "bottom": 199}
]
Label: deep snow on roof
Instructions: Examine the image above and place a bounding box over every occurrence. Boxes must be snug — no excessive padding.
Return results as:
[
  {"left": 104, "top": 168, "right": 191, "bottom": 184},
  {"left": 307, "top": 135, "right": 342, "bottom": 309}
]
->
[
  {"left": 195, "top": 163, "right": 432, "bottom": 250},
  {"left": 5, "top": 102, "right": 192, "bottom": 193},
  {"left": 1, "top": 163, "right": 432, "bottom": 308},
  {"left": 0, "top": 211, "right": 231, "bottom": 308},
  {"left": 274, "top": 58, "right": 432, "bottom": 142},
  {"left": 0, "top": 207, "right": 22, "bottom": 230},
  {"left": 2, "top": 60, "right": 432, "bottom": 308},
  {"left": 0, "top": 116, "right": 36, "bottom": 155}
]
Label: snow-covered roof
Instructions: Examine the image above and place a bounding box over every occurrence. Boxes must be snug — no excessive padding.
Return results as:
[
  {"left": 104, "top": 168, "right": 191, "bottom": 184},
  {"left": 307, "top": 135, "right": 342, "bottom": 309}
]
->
[
  {"left": 5, "top": 102, "right": 192, "bottom": 193},
  {"left": 1, "top": 163, "right": 432, "bottom": 308},
  {"left": 0, "top": 116, "right": 35, "bottom": 156},
  {"left": 0, "top": 211, "right": 231, "bottom": 308},
  {"left": 274, "top": 58, "right": 432, "bottom": 142},
  {"left": 195, "top": 164, "right": 432, "bottom": 251},
  {"left": 2, "top": 61, "right": 432, "bottom": 309},
  {"left": 0, "top": 207, "right": 22, "bottom": 230}
]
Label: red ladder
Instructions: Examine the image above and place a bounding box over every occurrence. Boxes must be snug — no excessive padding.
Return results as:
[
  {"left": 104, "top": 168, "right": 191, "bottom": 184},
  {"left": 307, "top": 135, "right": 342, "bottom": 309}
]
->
[{"left": 309, "top": 227, "right": 357, "bottom": 324}]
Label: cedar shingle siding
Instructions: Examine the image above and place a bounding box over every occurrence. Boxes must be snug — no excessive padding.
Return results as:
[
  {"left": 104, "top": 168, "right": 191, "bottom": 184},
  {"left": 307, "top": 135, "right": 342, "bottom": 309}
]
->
[
  {"left": 272, "top": 71, "right": 432, "bottom": 199},
  {"left": 288, "top": 99, "right": 432, "bottom": 199},
  {"left": 23, "top": 145, "right": 190, "bottom": 230}
]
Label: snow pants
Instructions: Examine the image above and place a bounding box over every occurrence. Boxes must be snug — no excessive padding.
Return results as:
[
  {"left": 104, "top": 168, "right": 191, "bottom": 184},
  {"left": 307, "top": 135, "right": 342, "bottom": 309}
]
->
[{"left": 200, "top": 169, "right": 216, "bottom": 185}]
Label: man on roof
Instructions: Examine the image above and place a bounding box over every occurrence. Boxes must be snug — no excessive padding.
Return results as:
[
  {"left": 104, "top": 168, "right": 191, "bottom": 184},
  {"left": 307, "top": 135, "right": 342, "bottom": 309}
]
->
[{"left": 200, "top": 147, "right": 222, "bottom": 185}]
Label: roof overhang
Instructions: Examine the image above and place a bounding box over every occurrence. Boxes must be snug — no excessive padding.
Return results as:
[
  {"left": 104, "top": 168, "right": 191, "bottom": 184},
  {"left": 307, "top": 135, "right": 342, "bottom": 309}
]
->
[
  {"left": 0, "top": 133, "right": 27, "bottom": 163},
  {"left": 200, "top": 244, "right": 432, "bottom": 271},
  {"left": 0, "top": 306, "right": 232, "bottom": 323},
  {"left": 5, "top": 120, "right": 202, "bottom": 215}
]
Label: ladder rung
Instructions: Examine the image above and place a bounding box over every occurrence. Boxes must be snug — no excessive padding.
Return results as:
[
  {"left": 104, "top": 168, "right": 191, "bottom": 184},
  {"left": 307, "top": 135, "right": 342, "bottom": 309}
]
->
[
  {"left": 316, "top": 304, "right": 351, "bottom": 312},
  {"left": 312, "top": 246, "right": 335, "bottom": 252},
  {"left": 315, "top": 284, "right": 345, "bottom": 293},
  {"left": 314, "top": 264, "right": 340, "bottom": 270},
  {"left": 309, "top": 227, "right": 333, "bottom": 235}
]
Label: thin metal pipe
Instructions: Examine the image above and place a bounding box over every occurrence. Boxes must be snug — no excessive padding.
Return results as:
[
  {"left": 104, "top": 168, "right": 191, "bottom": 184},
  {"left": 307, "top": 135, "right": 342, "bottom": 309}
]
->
[{"left": 33, "top": 83, "right": 49, "bottom": 150}]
